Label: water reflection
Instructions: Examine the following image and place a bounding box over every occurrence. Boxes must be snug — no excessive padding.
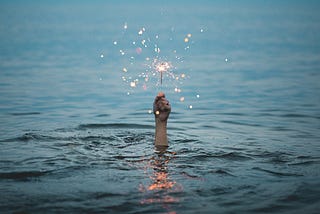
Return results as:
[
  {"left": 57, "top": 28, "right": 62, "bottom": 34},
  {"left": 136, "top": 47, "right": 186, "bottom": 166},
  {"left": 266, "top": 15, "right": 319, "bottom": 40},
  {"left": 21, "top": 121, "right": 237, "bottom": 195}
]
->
[{"left": 140, "top": 146, "right": 182, "bottom": 212}]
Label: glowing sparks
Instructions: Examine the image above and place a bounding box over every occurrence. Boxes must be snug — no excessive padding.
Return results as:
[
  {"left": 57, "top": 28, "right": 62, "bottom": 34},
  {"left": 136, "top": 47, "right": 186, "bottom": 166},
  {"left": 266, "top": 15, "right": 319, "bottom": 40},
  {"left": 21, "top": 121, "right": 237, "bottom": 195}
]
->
[
  {"left": 138, "top": 27, "right": 146, "bottom": 35},
  {"left": 154, "top": 60, "right": 171, "bottom": 73},
  {"left": 155, "top": 110, "right": 160, "bottom": 115},
  {"left": 130, "top": 81, "right": 136, "bottom": 87},
  {"left": 111, "top": 24, "right": 200, "bottom": 109},
  {"left": 152, "top": 59, "right": 172, "bottom": 85},
  {"left": 174, "top": 87, "right": 181, "bottom": 93},
  {"left": 100, "top": 54, "right": 104, "bottom": 58}
]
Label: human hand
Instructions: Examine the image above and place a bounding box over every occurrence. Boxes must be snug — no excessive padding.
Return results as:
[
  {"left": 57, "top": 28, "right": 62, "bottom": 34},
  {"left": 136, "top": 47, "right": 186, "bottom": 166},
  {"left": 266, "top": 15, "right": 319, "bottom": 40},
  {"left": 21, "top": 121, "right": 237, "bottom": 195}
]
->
[{"left": 153, "top": 92, "right": 171, "bottom": 122}]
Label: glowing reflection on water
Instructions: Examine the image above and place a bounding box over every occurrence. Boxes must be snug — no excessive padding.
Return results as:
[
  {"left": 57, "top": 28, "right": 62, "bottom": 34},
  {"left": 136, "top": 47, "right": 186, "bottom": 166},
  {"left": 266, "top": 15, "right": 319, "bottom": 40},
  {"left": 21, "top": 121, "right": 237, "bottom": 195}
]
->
[{"left": 139, "top": 146, "right": 182, "bottom": 213}]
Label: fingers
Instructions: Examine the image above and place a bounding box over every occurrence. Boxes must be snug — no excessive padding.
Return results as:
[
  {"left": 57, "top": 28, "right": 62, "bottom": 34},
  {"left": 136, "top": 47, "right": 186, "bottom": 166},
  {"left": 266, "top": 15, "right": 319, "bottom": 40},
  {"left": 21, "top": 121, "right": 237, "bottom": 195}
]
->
[
  {"left": 154, "top": 92, "right": 165, "bottom": 103},
  {"left": 157, "top": 92, "right": 165, "bottom": 98},
  {"left": 153, "top": 92, "right": 171, "bottom": 113}
]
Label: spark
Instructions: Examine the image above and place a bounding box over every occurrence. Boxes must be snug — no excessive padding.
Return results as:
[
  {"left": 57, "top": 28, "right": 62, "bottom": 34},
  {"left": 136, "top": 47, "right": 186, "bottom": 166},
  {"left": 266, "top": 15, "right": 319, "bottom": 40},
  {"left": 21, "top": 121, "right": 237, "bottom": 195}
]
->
[
  {"left": 184, "top": 37, "right": 189, "bottom": 43},
  {"left": 189, "top": 105, "right": 193, "bottom": 109},
  {"left": 130, "top": 81, "right": 136, "bottom": 87},
  {"left": 153, "top": 60, "right": 172, "bottom": 85},
  {"left": 174, "top": 88, "right": 181, "bottom": 93}
]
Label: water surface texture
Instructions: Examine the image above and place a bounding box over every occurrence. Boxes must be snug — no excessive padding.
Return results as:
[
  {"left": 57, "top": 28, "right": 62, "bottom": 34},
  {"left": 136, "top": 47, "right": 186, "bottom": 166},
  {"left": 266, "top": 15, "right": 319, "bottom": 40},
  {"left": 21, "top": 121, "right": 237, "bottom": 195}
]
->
[{"left": 1, "top": 1, "right": 320, "bottom": 213}]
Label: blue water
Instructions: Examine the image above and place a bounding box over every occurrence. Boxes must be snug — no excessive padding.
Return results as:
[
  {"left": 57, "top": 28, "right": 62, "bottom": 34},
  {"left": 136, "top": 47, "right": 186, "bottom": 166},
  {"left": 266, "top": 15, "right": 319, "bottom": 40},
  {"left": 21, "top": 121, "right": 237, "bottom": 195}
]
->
[{"left": 1, "top": 1, "right": 320, "bottom": 213}]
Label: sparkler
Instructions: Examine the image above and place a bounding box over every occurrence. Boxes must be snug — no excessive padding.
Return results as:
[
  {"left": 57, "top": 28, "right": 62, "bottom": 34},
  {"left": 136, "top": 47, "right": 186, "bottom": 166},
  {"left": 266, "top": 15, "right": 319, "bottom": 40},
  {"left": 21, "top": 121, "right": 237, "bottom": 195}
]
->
[
  {"left": 153, "top": 60, "right": 171, "bottom": 85},
  {"left": 107, "top": 23, "right": 202, "bottom": 108}
]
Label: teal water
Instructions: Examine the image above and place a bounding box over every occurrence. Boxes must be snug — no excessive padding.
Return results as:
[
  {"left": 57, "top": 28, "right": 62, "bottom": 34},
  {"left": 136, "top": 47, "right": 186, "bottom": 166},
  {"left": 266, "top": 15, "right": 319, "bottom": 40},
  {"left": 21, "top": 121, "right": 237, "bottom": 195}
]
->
[{"left": 1, "top": 1, "right": 320, "bottom": 213}]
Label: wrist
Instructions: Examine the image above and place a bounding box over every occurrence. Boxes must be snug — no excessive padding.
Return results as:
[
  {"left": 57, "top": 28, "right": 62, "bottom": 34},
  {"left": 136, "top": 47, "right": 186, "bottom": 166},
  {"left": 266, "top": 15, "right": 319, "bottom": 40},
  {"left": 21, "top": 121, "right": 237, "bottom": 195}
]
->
[{"left": 154, "top": 118, "right": 168, "bottom": 146}]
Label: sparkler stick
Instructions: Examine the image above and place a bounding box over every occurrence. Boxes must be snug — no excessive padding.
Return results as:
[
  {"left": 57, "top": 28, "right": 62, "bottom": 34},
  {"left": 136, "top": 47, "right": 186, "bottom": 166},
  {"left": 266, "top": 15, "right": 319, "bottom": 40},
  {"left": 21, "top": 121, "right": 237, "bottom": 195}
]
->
[{"left": 154, "top": 60, "right": 170, "bottom": 87}]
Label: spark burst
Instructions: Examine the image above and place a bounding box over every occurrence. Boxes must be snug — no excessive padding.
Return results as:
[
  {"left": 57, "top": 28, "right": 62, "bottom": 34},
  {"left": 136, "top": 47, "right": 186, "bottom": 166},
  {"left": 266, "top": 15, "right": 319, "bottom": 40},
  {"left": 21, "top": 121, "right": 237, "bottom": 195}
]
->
[
  {"left": 153, "top": 60, "right": 172, "bottom": 85},
  {"left": 104, "top": 22, "right": 202, "bottom": 109}
]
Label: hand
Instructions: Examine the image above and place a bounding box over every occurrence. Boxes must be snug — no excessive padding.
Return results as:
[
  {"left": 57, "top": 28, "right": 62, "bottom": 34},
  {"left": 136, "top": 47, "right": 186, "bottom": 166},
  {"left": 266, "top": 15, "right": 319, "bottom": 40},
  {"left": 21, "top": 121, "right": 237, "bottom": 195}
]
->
[{"left": 153, "top": 92, "right": 171, "bottom": 122}]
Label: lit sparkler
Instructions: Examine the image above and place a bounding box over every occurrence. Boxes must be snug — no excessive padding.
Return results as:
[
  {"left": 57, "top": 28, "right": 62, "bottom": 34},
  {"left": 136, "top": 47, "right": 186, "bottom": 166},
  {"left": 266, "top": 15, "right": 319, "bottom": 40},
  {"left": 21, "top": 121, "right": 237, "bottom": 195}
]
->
[{"left": 152, "top": 59, "right": 172, "bottom": 85}]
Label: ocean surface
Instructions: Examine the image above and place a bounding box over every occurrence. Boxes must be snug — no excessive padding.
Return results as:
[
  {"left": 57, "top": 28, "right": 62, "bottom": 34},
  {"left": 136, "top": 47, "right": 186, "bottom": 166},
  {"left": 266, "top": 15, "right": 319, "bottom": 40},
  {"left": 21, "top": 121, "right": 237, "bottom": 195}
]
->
[{"left": 1, "top": 1, "right": 320, "bottom": 213}]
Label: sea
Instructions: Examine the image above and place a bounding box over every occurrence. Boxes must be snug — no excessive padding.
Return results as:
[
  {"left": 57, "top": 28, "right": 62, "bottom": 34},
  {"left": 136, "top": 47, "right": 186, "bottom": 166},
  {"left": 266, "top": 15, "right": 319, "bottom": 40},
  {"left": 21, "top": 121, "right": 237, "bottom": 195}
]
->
[{"left": 1, "top": 1, "right": 320, "bottom": 213}]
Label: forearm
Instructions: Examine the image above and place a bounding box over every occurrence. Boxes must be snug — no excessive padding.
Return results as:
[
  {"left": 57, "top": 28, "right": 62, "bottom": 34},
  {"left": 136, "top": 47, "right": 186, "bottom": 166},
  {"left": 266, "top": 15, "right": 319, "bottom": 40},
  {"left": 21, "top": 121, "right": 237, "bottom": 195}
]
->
[{"left": 154, "top": 118, "right": 168, "bottom": 146}]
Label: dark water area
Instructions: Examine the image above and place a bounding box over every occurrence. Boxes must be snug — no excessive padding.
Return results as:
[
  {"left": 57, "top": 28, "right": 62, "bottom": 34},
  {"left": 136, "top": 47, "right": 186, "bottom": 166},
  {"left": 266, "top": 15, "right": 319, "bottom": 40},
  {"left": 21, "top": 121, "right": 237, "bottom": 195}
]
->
[{"left": 1, "top": 1, "right": 320, "bottom": 213}]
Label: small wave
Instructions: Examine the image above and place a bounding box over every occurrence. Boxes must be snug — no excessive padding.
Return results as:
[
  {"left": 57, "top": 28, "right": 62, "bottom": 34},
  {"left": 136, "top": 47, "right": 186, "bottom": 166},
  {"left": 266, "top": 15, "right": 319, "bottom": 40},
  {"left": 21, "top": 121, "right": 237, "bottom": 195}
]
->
[
  {"left": 91, "top": 192, "right": 125, "bottom": 200},
  {"left": 211, "top": 169, "right": 235, "bottom": 176},
  {"left": 289, "top": 156, "right": 320, "bottom": 166},
  {"left": 0, "top": 171, "right": 47, "bottom": 180},
  {"left": 220, "top": 120, "right": 263, "bottom": 127},
  {"left": 181, "top": 171, "right": 204, "bottom": 180},
  {"left": 95, "top": 114, "right": 110, "bottom": 117},
  {"left": 9, "top": 112, "right": 41, "bottom": 116},
  {"left": 252, "top": 167, "right": 303, "bottom": 177},
  {"left": 217, "top": 112, "right": 247, "bottom": 116},
  {"left": 280, "top": 113, "right": 312, "bottom": 118},
  {"left": 213, "top": 151, "right": 253, "bottom": 161},
  {"left": 185, "top": 151, "right": 252, "bottom": 162},
  {"left": 77, "top": 123, "right": 153, "bottom": 130},
  {"left": 1, "top": 132, "right": 50, "bottom": 142}
]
